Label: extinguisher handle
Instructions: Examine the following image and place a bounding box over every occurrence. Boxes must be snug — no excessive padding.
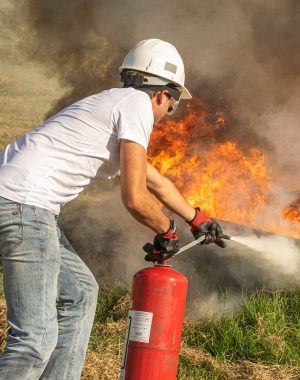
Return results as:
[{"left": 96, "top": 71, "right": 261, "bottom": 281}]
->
[
  {"left": 173, "top": 235, "right": 206, "bottom": 256},
  {"left": 143, "top": 220, "right": 179, "bottom": 262}
]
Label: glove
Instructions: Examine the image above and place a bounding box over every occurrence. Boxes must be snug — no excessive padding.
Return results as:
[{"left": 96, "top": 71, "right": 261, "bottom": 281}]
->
[
  {"left": 186, "top": 208, "right": 230, "bottom": 248},
  {"left": 143, "top": 220, "right": 179, "bottom": 262}
]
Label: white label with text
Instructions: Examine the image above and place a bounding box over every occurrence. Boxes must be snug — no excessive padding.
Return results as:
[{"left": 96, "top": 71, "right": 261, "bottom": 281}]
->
[{"left": 128, "top": 310, "right": 153, "bottom": 343}]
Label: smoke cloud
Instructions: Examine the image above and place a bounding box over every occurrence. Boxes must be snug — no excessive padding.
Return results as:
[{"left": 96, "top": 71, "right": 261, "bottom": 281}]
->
[
  {"left": 5, "top": 0, "right": 299, "bottom": 189},
  {"left": 232, "top": 234, "right": 300, "bottom": 275},
  {"left": 176, "top": 219, "right": 300, "bottom": 318},
  {"left": 2, "top": 0, "right": 300, "bottom": 317},
  {"left": 59, "top": 188, "right": 300, "bottom": 319}
]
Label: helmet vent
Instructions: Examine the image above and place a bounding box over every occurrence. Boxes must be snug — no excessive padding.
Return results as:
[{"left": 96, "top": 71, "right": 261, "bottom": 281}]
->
[{"left": 164, "top": 62, "right": 177, "bottom": 74}]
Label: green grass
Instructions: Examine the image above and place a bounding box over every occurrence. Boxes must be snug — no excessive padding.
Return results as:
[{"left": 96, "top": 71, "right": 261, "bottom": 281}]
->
[
  {"left": 182, "top": 288, "right": 300, "bottom": 366},
  {"left": 94, "top": 285, "right": 128, "bottom": 324},
  {"left": 83, "top": 285, "right": 300, "bottom": 379},
  {"left": 89, "top": 285, "right": 128, "bottom": 353},
  {"left": 0, "top": 279, "right": 300, "bottom": 378}
]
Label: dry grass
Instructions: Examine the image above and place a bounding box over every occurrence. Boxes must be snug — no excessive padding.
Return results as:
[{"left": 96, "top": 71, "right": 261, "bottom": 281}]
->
[
  {"left": 111, "top": 294, "right": 131, "bottom": 320},
  {"left": 179, "top": 343, "right": 300, "bottom": 379},
  {"left": 0, "top": 275, "right": 299, "bottom": 379},
  {"left": 228, "top": 361, "right": 300, "bottom": 380},
  {"left": 0, "top": 299, "right": 8, "bottom": 352},
  {"left": 181, "top": 344, "right": 222, "bottom": 371},
  {"left": 0, "top": 297, "right": 123, "bottom": 379},
  {"left": 0, "top": 281, "right": 299, "bottom": 379},
  {"left": 81, "top": 347, "right": 300, "bottom": 380},
  {"left": 0, "top": 63, "right": 62, "bottom": 150},
  {"left": 82, "top": 350, "right": 121, "bottom": 380},
  {"left": 0, "top": 290, "right": 299, "bottom": 380},
  {"left": 81, "top": 291, "right": 128, "bottom": 379}
]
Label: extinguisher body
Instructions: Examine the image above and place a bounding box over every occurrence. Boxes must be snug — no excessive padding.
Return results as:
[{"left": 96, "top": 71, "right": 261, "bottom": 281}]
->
[{"left": 120, "top": 263, "right": 188, "bottom": 380}]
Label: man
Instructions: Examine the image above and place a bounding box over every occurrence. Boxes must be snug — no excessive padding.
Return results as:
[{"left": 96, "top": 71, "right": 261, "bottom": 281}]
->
[{"left": 0, "top": 39, "right": 228, "bottom": 379}]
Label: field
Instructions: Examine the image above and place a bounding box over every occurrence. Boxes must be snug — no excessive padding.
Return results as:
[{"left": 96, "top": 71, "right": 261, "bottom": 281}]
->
[{"left": 0, "top": 62, "right": 300, "bottom": 379}]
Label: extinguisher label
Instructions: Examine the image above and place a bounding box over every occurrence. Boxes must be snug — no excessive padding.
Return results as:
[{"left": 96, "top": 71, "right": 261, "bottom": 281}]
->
[
  {"left": 128, "top": 310, "right": 153, "bottom": 343},
  {"left": 119, "top": 310, "right": 153, "bottom": 380}
]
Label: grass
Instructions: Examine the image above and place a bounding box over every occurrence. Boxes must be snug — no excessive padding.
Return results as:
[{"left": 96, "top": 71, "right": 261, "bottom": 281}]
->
[
  {"left": 182, "top": 288, "right": 300, "bottom": 365},
  {"left": 89, "top": 285, "right": 128, "bottom": 354},
  {"left": 83, "top": 285, "right": 300, "bottom": 379},
  {"left": 0, "top": 281, "right": 299, "bottom": 379},
  {"left": 0, "top": 267, "right": 3, "bottom": 299},
  {"left": 0, "top": 61, "right": 62, "bottom": 150}
]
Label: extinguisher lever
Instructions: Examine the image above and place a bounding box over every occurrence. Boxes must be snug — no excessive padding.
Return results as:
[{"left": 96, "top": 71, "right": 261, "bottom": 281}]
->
[{"left": 173, "top": 235, "right": 206, "bottom": 256}]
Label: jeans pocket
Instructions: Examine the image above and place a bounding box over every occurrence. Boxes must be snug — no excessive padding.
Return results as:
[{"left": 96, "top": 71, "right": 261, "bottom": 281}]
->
[{"left": 0, "top": 205, "right": 23, "bottom": 257}]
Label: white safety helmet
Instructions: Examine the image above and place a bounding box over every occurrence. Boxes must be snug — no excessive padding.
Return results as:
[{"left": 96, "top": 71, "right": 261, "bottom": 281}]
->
[{"left": 119, "top": 39, "right": 192, "bottom": 100}]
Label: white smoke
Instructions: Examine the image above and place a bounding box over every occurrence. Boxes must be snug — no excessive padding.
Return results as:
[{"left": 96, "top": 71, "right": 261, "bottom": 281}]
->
[
  {"left": 3, "top": 0, "right": 300, "bottom": 189},
  {"left": 231, "top": 235, "right": 300, "bottom": 275}
]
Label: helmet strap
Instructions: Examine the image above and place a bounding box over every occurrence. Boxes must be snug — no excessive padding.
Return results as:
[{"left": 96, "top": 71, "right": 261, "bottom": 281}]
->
[
  {"left": 120, "top": 71, "right": 144, "bottom": 87},
  {"left": 120, "top": 71, "right": 182, "bottom": 101},
  {"left": 140, "top": 85, "right": 181, "bottom": 101}
]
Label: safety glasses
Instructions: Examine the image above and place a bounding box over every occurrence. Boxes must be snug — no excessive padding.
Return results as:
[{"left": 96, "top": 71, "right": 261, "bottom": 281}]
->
[{"left": 165, "top": 93, "right": 179, "bottom": 115}]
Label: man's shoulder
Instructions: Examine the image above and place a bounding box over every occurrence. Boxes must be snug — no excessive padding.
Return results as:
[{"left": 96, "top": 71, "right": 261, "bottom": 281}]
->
[
  {"left": 111, "top": 88, "right": 150, "bottom": 110},
  {"left": 106, "top": 87, "right": 149, "bottom": 100}
]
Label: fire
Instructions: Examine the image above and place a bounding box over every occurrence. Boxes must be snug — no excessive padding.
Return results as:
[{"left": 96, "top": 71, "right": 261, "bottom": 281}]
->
[
  {"left": 283, "top": 206, "right": 300, "bottom": 224},
  {"left": 148, "top": 98, "right": 300, "bottom": 240}
]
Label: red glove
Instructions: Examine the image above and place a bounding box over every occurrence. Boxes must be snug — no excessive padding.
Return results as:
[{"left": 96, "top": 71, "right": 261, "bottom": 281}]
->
[
  {"left": 186, "top": 208, "right": 230, "bottom": 248},
  {"left": 143, "top": 220, "right": 179, "bottom": 262}
]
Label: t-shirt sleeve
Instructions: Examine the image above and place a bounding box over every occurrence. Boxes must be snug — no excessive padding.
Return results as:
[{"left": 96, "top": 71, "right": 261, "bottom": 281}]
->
[{"left": 113, "top": 91, "right": 154, "bottom": 151}]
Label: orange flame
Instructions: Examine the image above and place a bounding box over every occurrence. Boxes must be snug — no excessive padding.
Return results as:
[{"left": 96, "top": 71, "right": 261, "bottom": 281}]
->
[
  {"left": 148, "top": 98, "right": 300, "bottom": 239},
  {"left": 283, "top": 207, "right": 300, "bottom": 223}
]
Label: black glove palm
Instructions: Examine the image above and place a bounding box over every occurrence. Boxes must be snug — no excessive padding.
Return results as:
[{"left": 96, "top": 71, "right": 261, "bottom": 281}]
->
[
  {"left": 143, "top": 220, "right": 179, "bottom": 262},
  {"left": 187, "top": 208, "right": 230, "bottom": 248}
]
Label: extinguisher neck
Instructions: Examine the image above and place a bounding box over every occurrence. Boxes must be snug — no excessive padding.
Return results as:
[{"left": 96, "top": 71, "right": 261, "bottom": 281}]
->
[{"left": 154, "top": 260, "right": 171, "bottom": 267}]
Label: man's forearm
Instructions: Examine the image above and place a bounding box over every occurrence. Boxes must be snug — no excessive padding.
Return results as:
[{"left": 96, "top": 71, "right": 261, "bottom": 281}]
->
[
  {"left": 120, "top": 140, "right": 171, "bottom": 234},
  {"left": 146, "top": 162, "right": 195, "bottom": 221},
  {"left": 148, "top": 175, "right": 195, "bottom": 222},
  {"left": 123, "top": 189, "right": 170, "bottom": 233}
]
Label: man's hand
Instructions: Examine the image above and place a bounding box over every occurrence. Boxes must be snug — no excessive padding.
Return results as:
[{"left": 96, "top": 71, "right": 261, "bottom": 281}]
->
[
  {"left": 187, "top": 208, "right": 230, "bottom": 248},
  {"left": 143, "top": 220, "right": 179, "bottom": 262}
]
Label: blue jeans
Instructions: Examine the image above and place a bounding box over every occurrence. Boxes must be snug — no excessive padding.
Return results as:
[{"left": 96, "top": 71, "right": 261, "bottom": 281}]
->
[{"left": 0, "top": 197, "right": 99, "bottom": 379}]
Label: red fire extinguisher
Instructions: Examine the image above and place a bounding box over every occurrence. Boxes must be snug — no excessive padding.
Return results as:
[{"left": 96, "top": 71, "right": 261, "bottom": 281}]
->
[{"left": 119, "top": 261, "right": 188, "bottom": 380}]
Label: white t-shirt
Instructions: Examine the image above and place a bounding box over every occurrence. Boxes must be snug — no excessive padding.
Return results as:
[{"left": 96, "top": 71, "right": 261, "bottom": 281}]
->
[{"left": 0, "top": 88, "right": 153, "bottom": 214}]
